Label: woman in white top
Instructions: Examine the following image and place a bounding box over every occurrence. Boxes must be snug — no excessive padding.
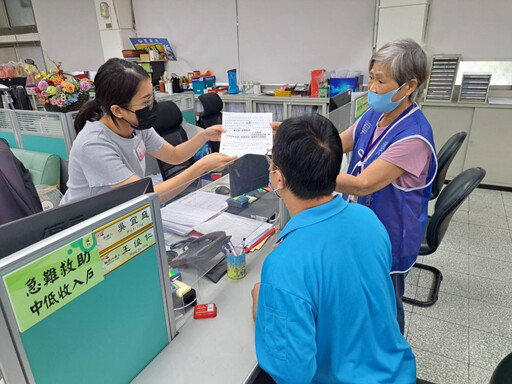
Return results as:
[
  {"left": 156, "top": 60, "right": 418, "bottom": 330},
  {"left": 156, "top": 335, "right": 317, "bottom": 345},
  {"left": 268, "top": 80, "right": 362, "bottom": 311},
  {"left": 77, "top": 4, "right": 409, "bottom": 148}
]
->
[{"left": 61, "top": 58, "right": 235, "bottom": 205}]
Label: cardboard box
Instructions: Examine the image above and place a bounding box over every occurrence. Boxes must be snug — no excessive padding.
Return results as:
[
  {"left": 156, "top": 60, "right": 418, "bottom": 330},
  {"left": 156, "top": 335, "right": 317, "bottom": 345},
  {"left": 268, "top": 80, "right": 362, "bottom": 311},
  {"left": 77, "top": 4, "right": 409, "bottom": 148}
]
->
[
  {"left": 274, "top": 90, "right": 293, "bottom": 97},
  {"left": 192, "top": 75, "right": 216, "bottom": 95}
]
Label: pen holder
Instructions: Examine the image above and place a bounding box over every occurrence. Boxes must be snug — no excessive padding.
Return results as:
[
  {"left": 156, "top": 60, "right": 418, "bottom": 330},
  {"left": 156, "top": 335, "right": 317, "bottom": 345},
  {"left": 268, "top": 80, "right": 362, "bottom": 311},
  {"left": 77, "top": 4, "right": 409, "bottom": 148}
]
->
[{"left": 226, "top": 247, "right": 246, "bottom": 280}]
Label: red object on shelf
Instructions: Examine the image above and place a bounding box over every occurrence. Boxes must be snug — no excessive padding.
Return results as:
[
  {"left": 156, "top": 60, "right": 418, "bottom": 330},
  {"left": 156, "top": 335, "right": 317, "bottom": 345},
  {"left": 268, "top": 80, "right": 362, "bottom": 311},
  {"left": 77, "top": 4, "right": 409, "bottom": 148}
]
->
[{"left": 310, "top": 69, "right": 326, "bottom": 97}]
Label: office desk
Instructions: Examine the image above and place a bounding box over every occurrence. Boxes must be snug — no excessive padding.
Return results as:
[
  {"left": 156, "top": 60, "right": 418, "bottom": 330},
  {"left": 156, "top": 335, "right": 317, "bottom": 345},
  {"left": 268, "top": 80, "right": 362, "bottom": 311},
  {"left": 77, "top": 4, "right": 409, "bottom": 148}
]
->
[{"left": 132, "top": 233, "right": 276, "bottom": 384}]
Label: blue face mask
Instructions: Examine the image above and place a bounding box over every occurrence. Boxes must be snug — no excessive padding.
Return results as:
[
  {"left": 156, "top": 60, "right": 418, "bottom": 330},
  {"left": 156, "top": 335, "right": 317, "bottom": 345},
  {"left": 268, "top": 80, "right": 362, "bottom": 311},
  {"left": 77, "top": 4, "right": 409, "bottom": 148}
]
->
[{"left": 368, "top": 83, "right": 407, "bottom": 113}]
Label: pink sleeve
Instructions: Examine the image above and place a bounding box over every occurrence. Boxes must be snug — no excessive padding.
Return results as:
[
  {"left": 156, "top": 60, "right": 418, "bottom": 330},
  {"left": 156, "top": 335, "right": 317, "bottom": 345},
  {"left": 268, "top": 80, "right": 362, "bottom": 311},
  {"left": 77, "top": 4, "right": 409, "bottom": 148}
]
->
[
  {"left": 380, "top": 138, "right": 432, "bottom": 178},
  {"left": 346, "top": 123, "right": 356, "bottom": 138}
]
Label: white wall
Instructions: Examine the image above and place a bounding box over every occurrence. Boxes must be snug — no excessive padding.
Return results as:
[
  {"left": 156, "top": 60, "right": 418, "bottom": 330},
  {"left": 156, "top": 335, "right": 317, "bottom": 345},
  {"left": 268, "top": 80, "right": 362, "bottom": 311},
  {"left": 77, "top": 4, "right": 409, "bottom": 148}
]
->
[
  {"left": 133, "top": 0, "right": 239, "bottom": 83},
  {"left": 133, "top": 0, "right": 375, "bottom": 84},
  {"left": 32, "top": 0, "right": 104, "bottom": 72},
  {"left": 237, "top": 0, "right": 375, "bottom": 84},
  {"left": 30, "top": 1, "right": 512, "bottom": 82},
  {"left": 425, "top": 0, "right": 512, "bottom": 61}
]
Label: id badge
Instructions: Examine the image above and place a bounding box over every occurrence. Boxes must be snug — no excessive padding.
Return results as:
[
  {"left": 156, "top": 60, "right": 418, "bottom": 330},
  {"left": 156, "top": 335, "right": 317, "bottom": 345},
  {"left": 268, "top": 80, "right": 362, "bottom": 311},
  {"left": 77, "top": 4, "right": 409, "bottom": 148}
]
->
[{"left": 135, "top": 139, "right": 146, "bottom": 161}]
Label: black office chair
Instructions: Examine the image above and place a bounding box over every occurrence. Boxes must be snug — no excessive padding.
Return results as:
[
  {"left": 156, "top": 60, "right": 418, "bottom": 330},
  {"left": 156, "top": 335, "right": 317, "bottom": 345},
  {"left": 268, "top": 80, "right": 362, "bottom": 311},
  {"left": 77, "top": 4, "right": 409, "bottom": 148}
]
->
[
  {"left": 489, "top": 351, "right": 512, "bottom": 384},
  {"left": 430, "top": 132, "right": 467, "bottom": 200},
  {"left": 153, "top": 100, "right": 195, "bottom": 181},
  {"left": 197, "top": 92, "right": 223, "bottom": 152},
  {"left": 403, "top": 167, "right": 486, "bottom": 307}
]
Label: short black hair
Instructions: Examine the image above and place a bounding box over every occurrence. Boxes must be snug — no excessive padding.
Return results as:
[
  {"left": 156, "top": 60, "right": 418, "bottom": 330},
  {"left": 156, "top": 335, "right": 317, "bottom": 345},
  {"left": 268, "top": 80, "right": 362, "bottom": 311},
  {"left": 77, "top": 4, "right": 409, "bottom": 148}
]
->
[{"left": 272, "top": 114, "right": 343, "bottom": 199}]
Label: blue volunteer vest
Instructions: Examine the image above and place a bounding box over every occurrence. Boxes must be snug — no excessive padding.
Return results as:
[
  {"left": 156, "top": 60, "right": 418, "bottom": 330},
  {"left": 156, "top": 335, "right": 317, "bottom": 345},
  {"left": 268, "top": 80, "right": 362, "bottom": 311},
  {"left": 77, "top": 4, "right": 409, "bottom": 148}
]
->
[{"left": 346, "top": 105, "right": 437, "bottom": 272}]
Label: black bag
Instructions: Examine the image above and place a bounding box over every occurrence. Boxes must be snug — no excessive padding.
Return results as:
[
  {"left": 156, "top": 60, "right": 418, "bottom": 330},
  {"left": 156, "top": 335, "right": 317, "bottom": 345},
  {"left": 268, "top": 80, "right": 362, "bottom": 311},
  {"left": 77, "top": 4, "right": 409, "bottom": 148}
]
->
[
  {"left": 171, "top": 74, "right": 182, "bottom": 93},
  {"left": 9, "top": 86, "right": 33, "bottom": 110}
]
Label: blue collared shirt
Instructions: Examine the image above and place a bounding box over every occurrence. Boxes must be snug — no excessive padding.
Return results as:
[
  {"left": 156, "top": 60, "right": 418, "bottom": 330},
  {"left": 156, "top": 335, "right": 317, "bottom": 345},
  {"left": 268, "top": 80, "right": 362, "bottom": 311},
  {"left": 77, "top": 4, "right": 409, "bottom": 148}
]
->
[{"left": 255, "top": 195, "right": 416, "bottom": 384}]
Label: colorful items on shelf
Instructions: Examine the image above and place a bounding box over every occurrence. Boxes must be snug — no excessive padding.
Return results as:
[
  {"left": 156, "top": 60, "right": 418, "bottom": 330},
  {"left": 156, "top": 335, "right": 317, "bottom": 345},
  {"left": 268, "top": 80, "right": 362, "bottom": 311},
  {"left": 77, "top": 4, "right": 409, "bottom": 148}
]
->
[
  {"left": 0, "top": 62, "right": 27, "bottom": 78},
  {"left": 192, "top": 74, "right": 216, "bottom": 95}
]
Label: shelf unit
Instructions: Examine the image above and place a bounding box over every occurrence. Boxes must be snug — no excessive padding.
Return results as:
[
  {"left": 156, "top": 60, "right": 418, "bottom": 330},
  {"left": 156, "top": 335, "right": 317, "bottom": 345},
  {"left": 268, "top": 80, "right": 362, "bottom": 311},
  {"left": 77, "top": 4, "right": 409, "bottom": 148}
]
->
[
  {"left": 155, "top": 92, "right": 195, "bottom": 125},
  {"left": 425, "top": 55, "right": 461, "bottom": 102},
  {"left": 458, "top": 73, "right": 492, "bottom": 103},
  {"left": 194, "top": 94, "right": 330, "bottom": 121}
]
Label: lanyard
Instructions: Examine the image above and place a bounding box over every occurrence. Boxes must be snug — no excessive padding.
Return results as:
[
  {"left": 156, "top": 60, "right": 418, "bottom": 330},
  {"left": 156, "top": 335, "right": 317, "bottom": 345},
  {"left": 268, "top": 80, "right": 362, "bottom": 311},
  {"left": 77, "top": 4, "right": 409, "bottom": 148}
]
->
[{"left": 359, "top": 103, "right": 415, "bottom": 163}]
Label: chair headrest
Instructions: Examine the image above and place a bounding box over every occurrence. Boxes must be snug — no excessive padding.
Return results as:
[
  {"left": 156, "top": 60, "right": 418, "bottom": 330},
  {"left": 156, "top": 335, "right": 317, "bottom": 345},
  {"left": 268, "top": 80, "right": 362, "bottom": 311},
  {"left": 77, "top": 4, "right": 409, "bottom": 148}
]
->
[
  {"left": 153, "top": 100, "right": 183, "bottom": 134},
  {"left": 199, "top": 92, "right": 223, "bottom": 117}
]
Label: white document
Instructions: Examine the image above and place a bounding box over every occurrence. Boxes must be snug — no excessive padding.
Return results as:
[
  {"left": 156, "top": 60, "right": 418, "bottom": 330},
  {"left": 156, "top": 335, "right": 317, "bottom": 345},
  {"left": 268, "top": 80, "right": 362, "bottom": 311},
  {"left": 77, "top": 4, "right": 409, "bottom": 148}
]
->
[
  {"left": 219, "top": 112, "right": 273, "bottom": 157},
  {"left": 176, "top": 190, "right": 228, "bottom": 214},
  {"left": 160, "top": 191, "right": 228, "bottom": 235},
  {"left": 193, "top": 212, "right": 273, "bottom": 247},
  {"left": 161, "top": 204, "right": 215, "bottom": 227}
]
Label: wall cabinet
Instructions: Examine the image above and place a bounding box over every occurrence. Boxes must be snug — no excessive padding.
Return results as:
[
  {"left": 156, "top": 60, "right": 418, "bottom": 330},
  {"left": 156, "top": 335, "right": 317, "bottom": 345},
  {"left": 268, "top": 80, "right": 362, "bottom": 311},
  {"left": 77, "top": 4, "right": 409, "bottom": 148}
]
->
[{"left": 421, "top": 101, "right": 512, "bottom": 188}]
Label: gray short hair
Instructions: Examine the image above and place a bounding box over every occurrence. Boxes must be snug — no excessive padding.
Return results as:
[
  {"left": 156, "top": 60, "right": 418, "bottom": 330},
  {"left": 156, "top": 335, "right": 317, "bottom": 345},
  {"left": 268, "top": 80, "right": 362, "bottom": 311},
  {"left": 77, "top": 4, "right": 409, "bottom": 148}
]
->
[{"left": 369, "top": 39, "right": 428, "bottom": 102}]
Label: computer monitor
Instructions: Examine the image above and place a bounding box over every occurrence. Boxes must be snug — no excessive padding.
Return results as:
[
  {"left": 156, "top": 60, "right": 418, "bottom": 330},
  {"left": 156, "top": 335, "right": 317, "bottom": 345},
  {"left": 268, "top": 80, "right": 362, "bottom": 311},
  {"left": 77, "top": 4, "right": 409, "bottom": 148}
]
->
[
  {"left": 228, "top": 154, "right": 269, "bottom": 197},
  {"left": 329, "top": 89, "right": 351, "bottom": 112},
  {"left": 0, "top": 178, "right": 154, "bottom": 259}
]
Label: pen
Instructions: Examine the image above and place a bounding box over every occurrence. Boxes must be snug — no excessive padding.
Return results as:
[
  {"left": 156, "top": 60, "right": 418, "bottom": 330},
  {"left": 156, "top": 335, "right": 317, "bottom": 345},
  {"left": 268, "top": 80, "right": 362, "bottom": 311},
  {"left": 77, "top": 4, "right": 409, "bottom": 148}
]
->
[
  {"left": 228, "top": 240, "right": 238, "bottom": 256},
  {"left": 221, "top": 245, "right": 230, "bottom": 255},
  {"left": 241, "top": 237, "right": 246, "bottom": 250}
]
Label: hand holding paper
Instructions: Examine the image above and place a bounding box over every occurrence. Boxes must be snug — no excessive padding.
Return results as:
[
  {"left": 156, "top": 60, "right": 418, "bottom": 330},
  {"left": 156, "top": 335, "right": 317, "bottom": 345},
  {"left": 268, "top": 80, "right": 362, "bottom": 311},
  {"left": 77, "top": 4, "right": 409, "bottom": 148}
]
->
[{"left": 219, "top": 112, "right": 273, "bottom": 157}]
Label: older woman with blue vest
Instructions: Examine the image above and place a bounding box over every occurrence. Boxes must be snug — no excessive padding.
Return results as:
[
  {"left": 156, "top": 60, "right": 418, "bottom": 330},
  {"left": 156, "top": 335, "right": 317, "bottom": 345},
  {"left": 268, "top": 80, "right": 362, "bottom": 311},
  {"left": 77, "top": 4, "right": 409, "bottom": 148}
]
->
[{"left": 336, "top": 39, "right": 437, "bottom": 334}]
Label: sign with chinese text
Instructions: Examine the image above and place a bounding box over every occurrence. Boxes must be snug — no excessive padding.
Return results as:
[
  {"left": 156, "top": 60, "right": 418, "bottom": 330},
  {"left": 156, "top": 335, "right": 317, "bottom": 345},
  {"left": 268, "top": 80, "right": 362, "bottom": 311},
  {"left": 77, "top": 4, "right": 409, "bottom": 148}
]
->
[
  {"left": 101, "top": 227, "right": 156, "bottom": 275},
  {"left": 2, "top": 233, "right": 104, "bottom": 332},
  {"left": 354, "top": 94, "right": 368, "bottom": 120},
  {"left": 129, "top": 37, "right": 177, "bottom": 61},
  {"left": 95, "top": 205, "right": 153, "bottom": 253}
]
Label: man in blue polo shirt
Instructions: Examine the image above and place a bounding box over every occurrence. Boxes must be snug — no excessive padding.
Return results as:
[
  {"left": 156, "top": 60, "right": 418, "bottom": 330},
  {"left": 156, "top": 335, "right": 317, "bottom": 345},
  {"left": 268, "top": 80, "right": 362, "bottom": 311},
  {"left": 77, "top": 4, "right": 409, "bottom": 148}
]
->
[{"left": 252, "top": 114, "right": 416, "bottom": 384}]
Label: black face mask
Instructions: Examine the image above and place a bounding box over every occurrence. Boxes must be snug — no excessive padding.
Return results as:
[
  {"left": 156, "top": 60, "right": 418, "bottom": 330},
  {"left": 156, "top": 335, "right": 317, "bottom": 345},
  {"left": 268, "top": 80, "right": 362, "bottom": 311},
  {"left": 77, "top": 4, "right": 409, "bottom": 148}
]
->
[{"left": 124, "top": 100, "right": 159, "bottom": 130}]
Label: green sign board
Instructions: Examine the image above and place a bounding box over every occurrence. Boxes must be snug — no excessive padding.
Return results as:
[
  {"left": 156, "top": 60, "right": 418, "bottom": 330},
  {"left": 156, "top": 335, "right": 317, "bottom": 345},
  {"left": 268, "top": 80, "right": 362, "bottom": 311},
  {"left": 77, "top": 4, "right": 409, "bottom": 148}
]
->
[
  {"left": 3, "top": 233, "right": 104, "bottom": 332},
  {"left": 354, "top": 94, "right": 368, "bottom": 120}
]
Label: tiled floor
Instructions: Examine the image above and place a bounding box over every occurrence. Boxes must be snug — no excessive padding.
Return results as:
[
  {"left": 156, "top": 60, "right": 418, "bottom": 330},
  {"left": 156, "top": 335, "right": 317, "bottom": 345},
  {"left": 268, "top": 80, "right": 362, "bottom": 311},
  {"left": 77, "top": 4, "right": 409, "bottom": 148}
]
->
[{"left": 406, "top": 187, "right": 512, "bottom": 384}]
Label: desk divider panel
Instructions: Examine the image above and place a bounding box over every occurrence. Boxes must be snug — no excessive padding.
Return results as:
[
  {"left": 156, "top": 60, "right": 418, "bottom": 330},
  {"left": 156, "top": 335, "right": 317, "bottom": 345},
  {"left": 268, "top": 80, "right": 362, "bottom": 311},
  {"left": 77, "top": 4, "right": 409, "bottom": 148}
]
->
[
  {"left": 0, "top": 194, "right": 174, "bottom": 384},
  {"left": 0, "top": 109, "right": 21, "bottom": 148},
  {"left": 14, "top": 110, "right": 73, "bottom": 160},
  {"left": 65, "top": 111, "right": 79, "bottom": 143}
]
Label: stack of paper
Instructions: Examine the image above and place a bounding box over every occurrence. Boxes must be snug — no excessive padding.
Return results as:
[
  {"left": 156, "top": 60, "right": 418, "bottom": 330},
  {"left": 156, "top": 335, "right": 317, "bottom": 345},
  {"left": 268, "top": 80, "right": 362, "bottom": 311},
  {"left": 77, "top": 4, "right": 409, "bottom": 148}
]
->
[
  {"left": 193, "top": 212, "right": 274, "bottom": 248},
  {"left": 160, "top": 191, "right": 228, "bottom": 236}
]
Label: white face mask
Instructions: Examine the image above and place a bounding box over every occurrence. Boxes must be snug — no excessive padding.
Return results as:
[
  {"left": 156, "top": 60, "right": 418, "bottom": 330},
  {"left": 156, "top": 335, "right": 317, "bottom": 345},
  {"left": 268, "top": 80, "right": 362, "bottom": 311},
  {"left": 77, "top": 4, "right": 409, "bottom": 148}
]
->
[{"left": 268, "top": 170, "right": 281, "bottom": 198}]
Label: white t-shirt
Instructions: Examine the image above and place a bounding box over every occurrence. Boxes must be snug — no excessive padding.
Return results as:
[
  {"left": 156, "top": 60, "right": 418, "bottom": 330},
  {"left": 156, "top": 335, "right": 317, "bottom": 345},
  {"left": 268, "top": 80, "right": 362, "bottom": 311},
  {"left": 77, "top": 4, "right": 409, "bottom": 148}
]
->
[{"left": 60, "top": 120, "right": 165, "bottom": 205}]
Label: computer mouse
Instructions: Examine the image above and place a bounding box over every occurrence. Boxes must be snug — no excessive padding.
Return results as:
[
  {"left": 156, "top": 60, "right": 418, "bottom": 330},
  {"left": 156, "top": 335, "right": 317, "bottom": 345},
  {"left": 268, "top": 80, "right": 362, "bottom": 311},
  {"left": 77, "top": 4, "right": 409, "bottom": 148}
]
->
[{"left": 215, "top": 186, "right": 230, "bottom": 195}]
